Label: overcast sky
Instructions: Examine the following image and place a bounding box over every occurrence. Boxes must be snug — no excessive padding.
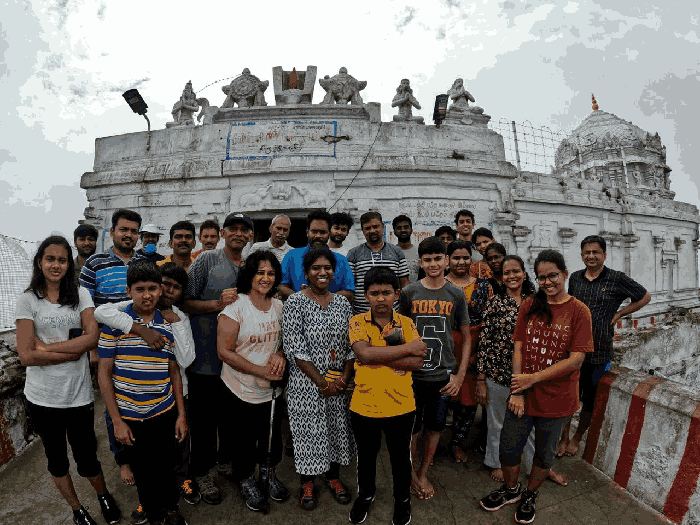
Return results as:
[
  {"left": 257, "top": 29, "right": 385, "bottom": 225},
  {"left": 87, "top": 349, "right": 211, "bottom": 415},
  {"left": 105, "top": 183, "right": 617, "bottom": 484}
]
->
[{"left": 1, "top": 0, "right": 698, "bottom": 249}]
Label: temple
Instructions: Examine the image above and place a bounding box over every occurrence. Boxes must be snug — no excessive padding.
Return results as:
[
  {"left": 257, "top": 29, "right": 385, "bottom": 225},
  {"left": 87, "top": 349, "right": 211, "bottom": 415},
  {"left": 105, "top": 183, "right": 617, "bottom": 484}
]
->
[{"left": 81, "top": 69, "right": 700, "bottom": 316}]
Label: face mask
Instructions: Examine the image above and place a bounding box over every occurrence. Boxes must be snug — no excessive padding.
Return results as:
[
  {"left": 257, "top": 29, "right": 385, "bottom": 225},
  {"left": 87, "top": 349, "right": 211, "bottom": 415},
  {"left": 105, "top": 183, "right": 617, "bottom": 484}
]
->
[{"left": 144, "top": 243, "right": 157, "bottom": 254}]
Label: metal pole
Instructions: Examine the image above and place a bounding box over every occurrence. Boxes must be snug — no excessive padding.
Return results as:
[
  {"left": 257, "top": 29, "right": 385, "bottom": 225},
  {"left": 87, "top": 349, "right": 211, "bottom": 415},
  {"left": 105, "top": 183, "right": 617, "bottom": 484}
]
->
[
  {"left": 143, "top": 114, "right": 151, "bottom": 151},
  {"left": 511, "top": 121, "right": 521, "bottom": 171}
]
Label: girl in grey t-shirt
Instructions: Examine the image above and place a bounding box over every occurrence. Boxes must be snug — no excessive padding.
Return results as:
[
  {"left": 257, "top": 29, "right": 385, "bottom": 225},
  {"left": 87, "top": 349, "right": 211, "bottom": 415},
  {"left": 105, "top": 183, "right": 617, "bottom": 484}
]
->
[{"left": 15, "top": 235, "right": 121, "bottom": 525}]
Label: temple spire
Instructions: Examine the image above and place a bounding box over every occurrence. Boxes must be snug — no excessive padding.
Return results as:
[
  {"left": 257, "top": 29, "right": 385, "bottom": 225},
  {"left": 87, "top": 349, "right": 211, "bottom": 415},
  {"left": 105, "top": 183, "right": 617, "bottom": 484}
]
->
[{"left": 592, "top": 93, "right": 599, "bottom": 111}]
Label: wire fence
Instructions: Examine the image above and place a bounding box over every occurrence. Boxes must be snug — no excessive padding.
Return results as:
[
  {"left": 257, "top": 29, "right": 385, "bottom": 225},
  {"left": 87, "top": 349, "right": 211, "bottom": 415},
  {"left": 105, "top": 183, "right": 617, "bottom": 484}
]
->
[
  {"left": 488, "top": 118, "right": 568, "bottom": 174},
  {"left": 0, "top": 235, "right": 32, "bottom": 330}
]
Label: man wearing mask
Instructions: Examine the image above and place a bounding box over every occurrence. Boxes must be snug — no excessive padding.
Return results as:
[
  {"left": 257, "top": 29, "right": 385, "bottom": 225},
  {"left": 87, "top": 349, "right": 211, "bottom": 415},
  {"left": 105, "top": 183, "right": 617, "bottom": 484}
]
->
[{"left": 136, "top": 224, "right": 166, "bottom": 263}]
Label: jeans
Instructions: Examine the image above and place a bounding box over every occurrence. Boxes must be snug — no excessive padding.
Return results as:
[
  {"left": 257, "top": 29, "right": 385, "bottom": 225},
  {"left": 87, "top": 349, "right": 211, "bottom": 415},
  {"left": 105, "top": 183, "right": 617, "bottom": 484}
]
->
[{"left": 351, "top": 411, "right": 415, "bottom": 502}]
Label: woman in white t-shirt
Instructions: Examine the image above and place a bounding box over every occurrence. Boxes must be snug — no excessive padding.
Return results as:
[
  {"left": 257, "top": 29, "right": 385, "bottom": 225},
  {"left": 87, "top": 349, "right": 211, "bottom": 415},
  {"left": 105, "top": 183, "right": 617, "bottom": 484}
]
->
[
  {"left": 217, "top": 250, "right": 288, "bottom": 514},
  {"left": 15, "top": 235, "right": 121, "bottom": 525}
]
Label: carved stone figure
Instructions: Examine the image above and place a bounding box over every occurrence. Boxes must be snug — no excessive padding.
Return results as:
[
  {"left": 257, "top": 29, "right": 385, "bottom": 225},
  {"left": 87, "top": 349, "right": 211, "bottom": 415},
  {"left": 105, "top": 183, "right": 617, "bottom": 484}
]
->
[
  {"left": 446, "top": 78, "right": 483, "bottom": 114},
  {"left": 239, "top": 185, "right": 272, "bottom": 207},
  {"left": 293, "top": 185, "right": 328, "bottom": 207},
  {"left": 392, "top": 79, "right": 424, "bottom": 123},
  {"left": 221, "top": 69, "right": 269, "bottom": 108},
  {"left": 166, "top": 80, "right": 210, "bottom": 127},
  {"left": 318, "top": 67, "right": 367, "bottom": 106}
]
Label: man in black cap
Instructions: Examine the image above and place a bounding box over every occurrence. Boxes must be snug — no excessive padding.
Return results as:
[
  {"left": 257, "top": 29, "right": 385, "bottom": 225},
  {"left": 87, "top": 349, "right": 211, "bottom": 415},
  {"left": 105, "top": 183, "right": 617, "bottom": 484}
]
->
[{"left": 181, "top": 212, "right": 253, "bottom": 505}]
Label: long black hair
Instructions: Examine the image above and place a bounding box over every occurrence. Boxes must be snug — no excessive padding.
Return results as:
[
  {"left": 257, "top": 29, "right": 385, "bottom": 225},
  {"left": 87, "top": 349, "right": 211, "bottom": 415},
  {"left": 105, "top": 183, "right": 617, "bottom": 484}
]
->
[
  {"left": 26, "top": 235, "right": 80, "bottom": 308},
  {"left": 501, "top": 255, "right": 536, "bottom": 296},
  {"left": 527, "top": 249, "right": 567, "bottom": 326},
  {"left": 237, "top": 250, "right": 283, "bottom": 298}
]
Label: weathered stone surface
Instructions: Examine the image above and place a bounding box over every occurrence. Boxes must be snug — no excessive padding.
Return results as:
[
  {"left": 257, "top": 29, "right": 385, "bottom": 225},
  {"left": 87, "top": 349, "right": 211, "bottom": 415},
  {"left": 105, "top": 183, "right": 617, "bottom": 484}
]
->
[
  {"left": 221, "top": 69, "right": 269, "bottom": 108},
  {"left": 319, "top": 67, "right": 366, "bottom": 106},
  {"left": 0, "top": 337, "right": 24, "bottom": 397},
  {"left": 272, "top": 66, "right": 317, "bottom": 106}
]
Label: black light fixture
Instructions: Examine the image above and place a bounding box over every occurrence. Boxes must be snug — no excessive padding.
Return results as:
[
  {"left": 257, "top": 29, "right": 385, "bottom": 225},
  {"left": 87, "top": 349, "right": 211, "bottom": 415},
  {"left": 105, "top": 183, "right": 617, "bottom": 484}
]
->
[
  {"left": 433, "top": 94, "right": 449, "bottom": 127},
  {"left": 122, "top": 89, "right": 151, "bottom": 150}
]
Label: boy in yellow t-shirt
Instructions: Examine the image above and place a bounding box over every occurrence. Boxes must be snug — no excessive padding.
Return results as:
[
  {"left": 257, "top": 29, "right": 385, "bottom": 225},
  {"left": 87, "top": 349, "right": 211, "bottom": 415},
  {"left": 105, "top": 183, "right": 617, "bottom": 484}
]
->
[{"left": 348, "top": 267, "right": 427, "bottom": 525}]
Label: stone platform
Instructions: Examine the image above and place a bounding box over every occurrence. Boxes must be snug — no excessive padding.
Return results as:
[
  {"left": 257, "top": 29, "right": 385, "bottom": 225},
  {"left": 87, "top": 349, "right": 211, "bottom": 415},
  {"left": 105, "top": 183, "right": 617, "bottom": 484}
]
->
[{"left": 0, "top": 392, "right": 670, "bottom": 525}]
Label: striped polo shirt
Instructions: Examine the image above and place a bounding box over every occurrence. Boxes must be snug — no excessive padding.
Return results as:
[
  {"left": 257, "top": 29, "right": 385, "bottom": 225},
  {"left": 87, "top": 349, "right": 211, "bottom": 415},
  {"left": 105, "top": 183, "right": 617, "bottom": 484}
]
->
[
  {"left": 79, "top": 247, "right": 148, "bottom": 306},
  {"left": 347, "top": 242, "right": 409, "bottom": 314},
  {"left": 98, "top": 305, "right": 176, "bottom": 421}
]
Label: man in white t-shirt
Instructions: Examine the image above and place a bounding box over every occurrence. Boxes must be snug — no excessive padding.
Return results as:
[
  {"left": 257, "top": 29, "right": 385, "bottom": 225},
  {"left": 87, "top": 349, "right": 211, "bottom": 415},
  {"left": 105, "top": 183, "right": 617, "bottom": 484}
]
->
[{"left": 247, "top": 214, "right": 293, "bottom": 263}]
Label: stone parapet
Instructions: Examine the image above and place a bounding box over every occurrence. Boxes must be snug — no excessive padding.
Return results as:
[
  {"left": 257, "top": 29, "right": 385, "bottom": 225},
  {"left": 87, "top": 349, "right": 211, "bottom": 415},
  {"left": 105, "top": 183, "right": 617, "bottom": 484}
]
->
[{"left": 584, "top": 367, "right": 700, "bottom": 524}]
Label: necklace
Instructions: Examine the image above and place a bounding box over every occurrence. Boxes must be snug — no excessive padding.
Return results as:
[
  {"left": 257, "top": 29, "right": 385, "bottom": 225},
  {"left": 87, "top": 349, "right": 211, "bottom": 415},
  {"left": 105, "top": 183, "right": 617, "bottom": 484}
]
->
[{"left": 308, "top": 288, "right": 331, "bottom": 306}]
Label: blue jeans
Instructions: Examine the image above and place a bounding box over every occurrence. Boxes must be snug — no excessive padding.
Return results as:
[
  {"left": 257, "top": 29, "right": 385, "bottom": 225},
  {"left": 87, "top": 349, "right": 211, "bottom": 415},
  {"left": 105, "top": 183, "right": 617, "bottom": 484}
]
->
[{"left": 499, "top": 410, "right": 567, "bottom": 471}]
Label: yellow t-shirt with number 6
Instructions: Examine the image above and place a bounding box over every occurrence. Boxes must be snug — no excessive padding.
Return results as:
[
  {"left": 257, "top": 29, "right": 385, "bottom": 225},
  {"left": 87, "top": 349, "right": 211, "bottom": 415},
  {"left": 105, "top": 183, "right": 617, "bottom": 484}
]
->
[{"left": 348, "top": 310, "right": 420, "bottom": 418}]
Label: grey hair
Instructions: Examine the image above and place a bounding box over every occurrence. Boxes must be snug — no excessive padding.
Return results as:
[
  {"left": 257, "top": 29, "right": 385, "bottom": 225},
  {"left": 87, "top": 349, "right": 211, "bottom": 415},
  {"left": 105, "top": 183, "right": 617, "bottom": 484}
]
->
[{"left": 271, "top": 214, "right": 290, "bottom": 225}]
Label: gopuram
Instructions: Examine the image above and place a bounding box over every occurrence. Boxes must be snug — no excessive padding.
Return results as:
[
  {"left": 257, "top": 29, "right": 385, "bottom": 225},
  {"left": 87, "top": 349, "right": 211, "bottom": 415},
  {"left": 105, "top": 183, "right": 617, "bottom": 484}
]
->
[{"left": 81, "top": 67, "right": 700, "bottom": 316}]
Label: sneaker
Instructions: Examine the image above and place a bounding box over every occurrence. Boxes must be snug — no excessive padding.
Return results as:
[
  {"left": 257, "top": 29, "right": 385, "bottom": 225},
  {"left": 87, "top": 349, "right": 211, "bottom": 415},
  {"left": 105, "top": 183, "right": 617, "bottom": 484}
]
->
[
  {"left": 299, "top": 481, "right": 317, "bottom": 511},
  {"left": 325, "top": 477, "right": 352, "bottom": 505},
  {"left": 195, "top": 474, "right": 222, "bottom": 505},
  {"left": 349, "top": 494, "right": 374, "bottom": 524},
  {"left": 392, "top": 498, "right": 411, "bottom": 525},
  {"left": 240, "top": 475, "right": 271, "bottom": 514},
  {"left": 217, "top": 462, "right": 234, "bottom": 482},
  {"left": 515, "top": 489, "right": 537, "bottom": 524},
  {"left": 130, "top": 504, "right": 147, "bottom": 525},
  {"left": 163, "top": 507, "right": 188, "bottom": 525},
  {"left": 479, "top": 482, "right": 522, "bottom": 512},
  {"left": 73, "top": 507, "right": 98, "bottom": 525},
  {"left": 97, "top": 493, "right": 121, "bottom": 524},
  {"left": 259, "top": 465, "right": 290, "bottom": 502},
  {"left": 180, "top": 479, "right": 201, "bottom": 505}
]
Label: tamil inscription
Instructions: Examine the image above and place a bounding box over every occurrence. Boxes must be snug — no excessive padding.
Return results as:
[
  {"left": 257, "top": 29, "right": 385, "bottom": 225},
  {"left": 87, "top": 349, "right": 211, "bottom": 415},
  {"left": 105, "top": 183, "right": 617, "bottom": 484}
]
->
[{"left": 226, "top": 120, "right": 337, "bottom": 160}]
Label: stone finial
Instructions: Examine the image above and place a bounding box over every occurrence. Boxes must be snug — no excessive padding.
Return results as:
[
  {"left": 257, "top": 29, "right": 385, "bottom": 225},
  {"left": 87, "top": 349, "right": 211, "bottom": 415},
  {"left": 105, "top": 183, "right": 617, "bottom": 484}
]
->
[
  {"left": 392, "top": 79, "right": 424, "bottom": 123},
  {"left": 166, "top": 80, "right": 210, "bottom": 127},
  {"left": 318, "top": 67, "right": 367, "bottom": 106},
  {"left": 592, "top": 93, "right": 599, "bottom": 111},
  {"left": 272, "top": 66, "right": 317, "bottom": 105},
  {"left": 221, "top": 69, "right": 269, "bottom": 108}
]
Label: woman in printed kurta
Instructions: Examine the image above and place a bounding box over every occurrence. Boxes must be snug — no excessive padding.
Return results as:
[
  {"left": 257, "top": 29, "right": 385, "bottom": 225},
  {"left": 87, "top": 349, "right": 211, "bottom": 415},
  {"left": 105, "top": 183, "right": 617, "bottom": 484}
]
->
[{"left": 282, "top": 246, "right": 355, "bottom": 511}]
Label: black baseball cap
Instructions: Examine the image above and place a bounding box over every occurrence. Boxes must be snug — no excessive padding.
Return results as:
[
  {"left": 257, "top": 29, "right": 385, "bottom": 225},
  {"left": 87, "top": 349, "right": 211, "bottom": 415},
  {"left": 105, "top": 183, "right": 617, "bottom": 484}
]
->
[{"left": 223, "top": 212, "right": 254, "bottom": 231}]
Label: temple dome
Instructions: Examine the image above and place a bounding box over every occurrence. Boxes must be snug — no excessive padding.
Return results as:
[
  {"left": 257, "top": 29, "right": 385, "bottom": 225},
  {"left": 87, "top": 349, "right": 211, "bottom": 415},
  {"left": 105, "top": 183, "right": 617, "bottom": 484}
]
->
[{"left": 554, "top": 107, "right": 670, "bottom": 190}]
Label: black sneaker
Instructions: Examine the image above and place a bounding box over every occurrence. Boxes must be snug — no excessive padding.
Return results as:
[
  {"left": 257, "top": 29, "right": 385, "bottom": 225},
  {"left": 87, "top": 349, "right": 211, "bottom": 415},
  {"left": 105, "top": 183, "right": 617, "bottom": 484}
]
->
[
  {"left": 73, "top": 507, "right": 98, "bottom": 525},
  {"left": 259, "top": 465, "right": 290, "bottom": 502},
  {"left": 97, "top": 493, "right": 122, "bottom": 524},
  {"left": 515, "top": 489, "right": 537, "bottom": 524},
  {"left": 479, "top": 482, "right": 522, "bottom": 512},
  {"left": 163, "top": 507, "right": 188, "bottom": 525},
  {"left": 180, "top": 479, "right": 201, "bottom": 505},
  {"left": 349, "top": 494, "right": 374, "bottom": 524},
  {"left": 325, "top": 477, "right": 352, "bottom": 505},
  {"left": 299, "top": 481, "right": 317, "bottom": 511},
  {"left": 195, "top": 474, "right": 222, "bottom": 505},
  {"left": 392, "top": 497, "right": 411, "bottom": 525},
  {"left": 217, "top": 462, "right": 234, "bottom": 482},
  {"left": 239, "top": 475, "right": 271, "bottom": 514}
]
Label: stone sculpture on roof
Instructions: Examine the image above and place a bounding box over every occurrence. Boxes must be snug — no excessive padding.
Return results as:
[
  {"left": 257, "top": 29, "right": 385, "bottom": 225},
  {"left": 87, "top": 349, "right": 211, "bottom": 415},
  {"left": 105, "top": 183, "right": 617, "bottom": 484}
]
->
[
  {"left": 319, "top": 67, "right": 367, "bottom": 106},
  {"left": 221, "top": 68, "right": 269, "bottom": 108},
  {"left": 166, "top": 80, "right": 210, "bottom": 127},
  {"left": 392, "top": 79, "right": 424, "bottom": 123},
  {"left": 272, "top": 66, "right": 317, "bottom": 105}
]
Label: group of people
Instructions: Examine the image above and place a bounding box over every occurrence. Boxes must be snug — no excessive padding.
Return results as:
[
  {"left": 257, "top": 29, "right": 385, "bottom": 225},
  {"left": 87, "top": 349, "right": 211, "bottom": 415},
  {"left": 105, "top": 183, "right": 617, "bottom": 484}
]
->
[{"left": 15, "top": 205, "right": 651, "bottom": 525}]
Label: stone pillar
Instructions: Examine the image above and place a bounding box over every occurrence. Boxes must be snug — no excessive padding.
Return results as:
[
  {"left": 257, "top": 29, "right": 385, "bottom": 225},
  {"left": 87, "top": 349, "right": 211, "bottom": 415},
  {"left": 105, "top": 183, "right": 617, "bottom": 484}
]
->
[
  {"left": 492, "top": 212, "right": 519, "bottom": 254},
  {"left": 653, "top": 236, "right": 666, "bottom": 292},
  {"left": 623, "top": 234, "right": 640, "bottom": 277},
  {"left": 512, "top": 225, "right": 532, "bottom": 263},
  {"left": 558, "top": 227, "right": 577, "bottom": 265},
  {"left": 693, "top": 240, "right": 700, "bottom": 296}
]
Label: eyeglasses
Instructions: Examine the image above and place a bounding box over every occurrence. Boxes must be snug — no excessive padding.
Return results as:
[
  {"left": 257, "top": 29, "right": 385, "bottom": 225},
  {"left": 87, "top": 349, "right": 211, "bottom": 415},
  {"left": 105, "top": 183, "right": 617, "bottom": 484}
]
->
[{"left": 537, "top": 272, "right": 561, "bottom": 284}]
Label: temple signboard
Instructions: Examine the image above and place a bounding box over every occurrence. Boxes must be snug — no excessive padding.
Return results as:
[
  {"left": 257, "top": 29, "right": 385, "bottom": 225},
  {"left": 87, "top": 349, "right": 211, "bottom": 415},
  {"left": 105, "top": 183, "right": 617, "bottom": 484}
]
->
[{"left": 225, "top": 120, "right": 337, "bottom": 160}]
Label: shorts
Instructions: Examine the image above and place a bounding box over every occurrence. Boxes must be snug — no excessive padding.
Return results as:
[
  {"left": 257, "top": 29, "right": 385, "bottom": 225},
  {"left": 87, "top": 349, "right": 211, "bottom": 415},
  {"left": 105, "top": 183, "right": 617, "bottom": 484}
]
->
[
  {"left": 499, "top": 410, "right": 568, "bottom": 471},
  {"left": 411, "top": 379, "right": 450, "bottom": 435}
]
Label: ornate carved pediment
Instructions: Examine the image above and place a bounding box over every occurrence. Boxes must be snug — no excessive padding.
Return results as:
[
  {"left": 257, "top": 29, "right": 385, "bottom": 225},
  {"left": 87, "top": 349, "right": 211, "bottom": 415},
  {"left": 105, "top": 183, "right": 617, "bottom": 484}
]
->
[
  {"left": 221, "top": 69, "right": 269, "bottom": 108},
  {"left": 319, "top": 67, "right": 367, "bottom": 106}
]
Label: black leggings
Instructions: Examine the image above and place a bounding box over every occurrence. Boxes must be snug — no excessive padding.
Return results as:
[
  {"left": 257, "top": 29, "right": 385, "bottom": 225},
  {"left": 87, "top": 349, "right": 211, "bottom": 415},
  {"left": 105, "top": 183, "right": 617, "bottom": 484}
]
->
[{"left": 25, "top": 400, "right": 102, "bottom": 478}]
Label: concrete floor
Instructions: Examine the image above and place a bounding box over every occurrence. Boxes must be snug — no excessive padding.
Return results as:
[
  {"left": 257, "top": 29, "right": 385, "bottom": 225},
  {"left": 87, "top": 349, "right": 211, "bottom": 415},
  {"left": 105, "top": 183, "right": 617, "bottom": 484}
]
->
[{"left": 0, "top": 394, "right": 672, "bottom": 525}]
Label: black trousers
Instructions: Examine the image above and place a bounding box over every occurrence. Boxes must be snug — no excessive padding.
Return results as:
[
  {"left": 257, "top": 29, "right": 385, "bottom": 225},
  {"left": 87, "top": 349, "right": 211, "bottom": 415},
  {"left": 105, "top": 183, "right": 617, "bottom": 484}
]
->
[
  {"left": 222, "top": 385, "right": 283, "bottom": 481},
  {"left": 351, "top": 411, "right": 415, "bottom": 502},
  {"left": 187, "top": 372, "right": 232, "bottom": 478},
  {"left": 25, "top": 400, "right": 102, "bottom": 479},
  {"left": 127, "top": 408, "right": 179, "bottom": 522}
]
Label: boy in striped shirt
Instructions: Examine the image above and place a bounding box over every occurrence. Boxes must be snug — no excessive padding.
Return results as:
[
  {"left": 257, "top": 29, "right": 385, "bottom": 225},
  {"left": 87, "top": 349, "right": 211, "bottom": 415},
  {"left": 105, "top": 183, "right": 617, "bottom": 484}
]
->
[{"left": 98, "top": 262, "right": 187, "bottom": 525}]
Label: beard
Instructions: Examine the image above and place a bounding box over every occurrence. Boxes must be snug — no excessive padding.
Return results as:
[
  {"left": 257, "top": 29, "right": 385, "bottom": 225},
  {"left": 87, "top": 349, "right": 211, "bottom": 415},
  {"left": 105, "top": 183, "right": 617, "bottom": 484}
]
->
[
  {"left": 77, "top": 246, "right": 96, "bottom": 258},
  {"left": 330, "top": 234, "right": 346, "bottom": 244},
  {"left": 397, "top": 233, "right": 411, "bottom": 243}
]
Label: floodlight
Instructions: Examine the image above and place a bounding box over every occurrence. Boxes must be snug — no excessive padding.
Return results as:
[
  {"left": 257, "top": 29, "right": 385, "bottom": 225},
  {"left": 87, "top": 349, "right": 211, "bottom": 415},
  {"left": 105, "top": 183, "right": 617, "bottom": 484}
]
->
[
  {"left": 433, "top": 94, "right": 449, "bottom": 127},
  {"left": 122, "top": 89, "right": 151, "bottom": 150}
]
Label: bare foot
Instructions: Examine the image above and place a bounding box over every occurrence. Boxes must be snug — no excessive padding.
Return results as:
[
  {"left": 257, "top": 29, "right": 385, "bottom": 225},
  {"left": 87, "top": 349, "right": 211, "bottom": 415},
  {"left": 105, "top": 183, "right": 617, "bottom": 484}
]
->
[
  {"left": 120, "top": 464, "right": 135, "bottom": 486},
  {"left": 565, "top": 438, "right": 580, "bottom": 457},
  {"left": 411, "top": 472, "right": 425, "bottom": 500},
  {"left": 490, "top": 468, "right": 504, "bottom": 482},
  {"left": 556, "top": 440, "right": 567, "bottom": 458},
  {"left": 548, "top": 469, "right": 568, "bottom": 487},
  {"left": 419, "top": 475, "right": 435, "bottom": 500},
  {"left": 451, "top": 444, "right": 468, "bottom": 463}
]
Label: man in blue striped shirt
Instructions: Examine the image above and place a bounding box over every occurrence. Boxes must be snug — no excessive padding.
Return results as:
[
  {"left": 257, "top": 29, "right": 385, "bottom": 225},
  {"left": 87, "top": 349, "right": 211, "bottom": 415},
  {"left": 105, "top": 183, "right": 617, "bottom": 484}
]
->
[{"left": 79, "top": 209, "right": 148, "bottom": 306}]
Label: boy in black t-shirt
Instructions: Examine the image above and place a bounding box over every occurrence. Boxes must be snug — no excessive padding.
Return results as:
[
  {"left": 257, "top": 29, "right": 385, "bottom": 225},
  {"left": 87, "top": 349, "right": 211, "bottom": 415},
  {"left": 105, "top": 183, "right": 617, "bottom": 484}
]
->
[{"left": 398, "top": 237, "right": 470, "bottom": 501}]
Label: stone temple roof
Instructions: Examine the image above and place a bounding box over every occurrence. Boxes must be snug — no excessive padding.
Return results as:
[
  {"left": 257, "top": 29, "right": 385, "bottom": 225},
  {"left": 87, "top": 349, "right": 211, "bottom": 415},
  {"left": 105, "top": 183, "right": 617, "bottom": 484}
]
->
[{"left": 570, "top": 110, "right": 650, "bottom": 148}]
